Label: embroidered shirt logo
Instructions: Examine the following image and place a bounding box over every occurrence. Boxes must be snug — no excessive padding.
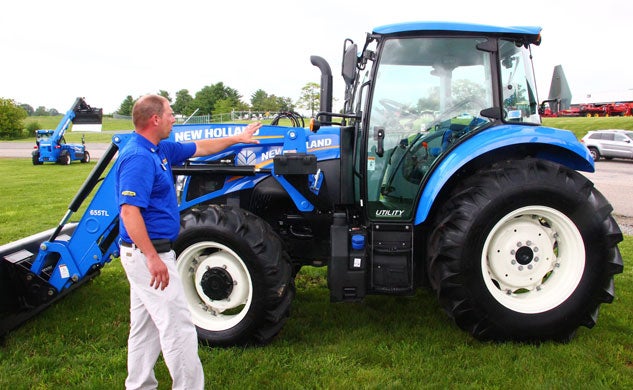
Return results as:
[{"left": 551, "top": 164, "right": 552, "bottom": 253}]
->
[{"left": 121, "top": 190, "right": 136, "bottom": 197}]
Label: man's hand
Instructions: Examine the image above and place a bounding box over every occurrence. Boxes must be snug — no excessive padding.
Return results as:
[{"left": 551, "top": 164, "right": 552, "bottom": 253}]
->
[
  {"left": 237, "top": 121, "right": 262, "bottom": 144},
  {"left": 146, "top": 254, "right": 169, "bottom": 290},
  {"left": 193, "top": 121, "right": 261, "bottom": 157}
]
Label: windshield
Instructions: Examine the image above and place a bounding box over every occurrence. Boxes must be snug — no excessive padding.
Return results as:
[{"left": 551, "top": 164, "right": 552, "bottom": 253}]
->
[
  {"left": 499, "top": 39, "right": 540, "bottom": 124},
  {"left": 366, "top": 37, "right": 494, "bottom": 220}
]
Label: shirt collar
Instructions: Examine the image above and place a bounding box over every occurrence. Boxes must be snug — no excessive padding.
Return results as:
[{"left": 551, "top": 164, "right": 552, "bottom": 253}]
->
[{"left": 132, "top": 132, "right": 160, "bottom": 153}]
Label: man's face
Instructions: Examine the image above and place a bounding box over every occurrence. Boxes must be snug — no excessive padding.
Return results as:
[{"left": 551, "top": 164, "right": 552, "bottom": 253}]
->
[{"left": 157, "top": 102, "right": 176, "bottom": 140}]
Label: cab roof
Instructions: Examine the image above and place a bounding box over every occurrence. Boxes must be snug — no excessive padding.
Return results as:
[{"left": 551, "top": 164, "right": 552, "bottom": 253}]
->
[{"left": 373, "top": 21, "right": 542, "bottom": 44}]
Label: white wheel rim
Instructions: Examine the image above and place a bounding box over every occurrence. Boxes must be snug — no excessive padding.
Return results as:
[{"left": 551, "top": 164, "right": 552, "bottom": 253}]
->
[
  {"left": 482, "top": 205, "right": 585, "bottom": 313},
  {"left": 177, "top": 241, "right": 253, "bottom": 331}
]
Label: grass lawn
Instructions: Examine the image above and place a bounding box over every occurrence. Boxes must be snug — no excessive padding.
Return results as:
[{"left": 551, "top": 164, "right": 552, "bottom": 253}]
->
[{"left": 0, "top": 115, "right": 632, "bottom": 388}]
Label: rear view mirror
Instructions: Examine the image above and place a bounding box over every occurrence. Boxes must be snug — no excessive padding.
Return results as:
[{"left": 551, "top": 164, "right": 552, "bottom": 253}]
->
[{"left": 342, "top": 42, "right": 357, "bottom": 86}]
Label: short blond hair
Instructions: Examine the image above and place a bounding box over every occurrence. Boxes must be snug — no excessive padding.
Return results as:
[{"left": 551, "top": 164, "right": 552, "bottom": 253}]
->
[{"left": 132, "top": 95, "right": 168, "bottom": 129}]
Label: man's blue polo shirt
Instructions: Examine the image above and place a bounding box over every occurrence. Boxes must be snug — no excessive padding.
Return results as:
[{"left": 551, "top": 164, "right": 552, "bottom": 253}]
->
[{"left": 116, "top": 133, "right": 196, "bottom": 243}]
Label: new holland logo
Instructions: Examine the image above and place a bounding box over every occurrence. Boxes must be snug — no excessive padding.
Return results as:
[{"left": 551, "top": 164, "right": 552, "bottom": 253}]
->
[
  {"left": 237, "top": 149, "right": 257, "bottom": 165},
  {"left": 375, "top": 209, "right": 405, "bottom": 217}
]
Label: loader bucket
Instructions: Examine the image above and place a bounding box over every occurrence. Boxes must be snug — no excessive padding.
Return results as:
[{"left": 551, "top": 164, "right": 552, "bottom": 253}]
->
[
  {"left": 72, "top": 98, "right": 103, "bottom": 132},
  {"left": 0, "top": 224, "right": 93, "bottom": 338}
]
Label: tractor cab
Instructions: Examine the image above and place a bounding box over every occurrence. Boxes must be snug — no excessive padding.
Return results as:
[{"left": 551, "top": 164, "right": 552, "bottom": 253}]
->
[
  {"left": 325, "top": 22, "right": 545, "bottom": 298},
  {"left": 345, "top": 24, "right": 542, "bottom": 223}
]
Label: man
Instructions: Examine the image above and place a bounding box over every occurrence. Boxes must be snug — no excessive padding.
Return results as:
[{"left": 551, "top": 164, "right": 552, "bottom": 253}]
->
[{"left": 116, "top": 94, "right": 260, "bottom": 389}]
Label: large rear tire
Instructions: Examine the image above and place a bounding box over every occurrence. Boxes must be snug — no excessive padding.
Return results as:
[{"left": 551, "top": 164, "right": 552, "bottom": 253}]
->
[
  {"left": 427, "top": 158, "right": 623, "bottom": 342},
  {"left": 174, "top": 205, "right": 295, "bottom": 347}
]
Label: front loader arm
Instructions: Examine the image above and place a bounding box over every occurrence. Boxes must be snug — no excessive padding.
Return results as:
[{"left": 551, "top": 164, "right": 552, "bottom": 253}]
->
[{"left": 1, "top": 137, "right": 126, "bottom": 336}]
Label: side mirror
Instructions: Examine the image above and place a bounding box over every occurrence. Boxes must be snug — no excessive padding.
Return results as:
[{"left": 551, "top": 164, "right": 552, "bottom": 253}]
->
[
  {"left": 342, "top": 42, "right": 357, "bottom": 86},
  {"left": 480, "top": 107, "right": 502, "bottom": 120}
]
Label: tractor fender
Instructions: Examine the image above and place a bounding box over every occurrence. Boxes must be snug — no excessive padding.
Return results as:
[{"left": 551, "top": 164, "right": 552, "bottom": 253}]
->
[{"left": 414, "top": 125, "right": 593, "bottom": 225}]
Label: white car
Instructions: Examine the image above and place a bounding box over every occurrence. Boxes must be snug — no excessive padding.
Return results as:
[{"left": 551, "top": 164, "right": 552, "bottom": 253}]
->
[{"left": 581, "top": 129, "right": 633, "bottom": 161}]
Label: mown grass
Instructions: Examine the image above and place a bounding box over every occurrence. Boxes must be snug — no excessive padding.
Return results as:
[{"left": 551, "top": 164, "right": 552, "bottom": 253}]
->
[
  {"left": 542, "top": 116, "right": 633, "bottom": 139},
  {"left": 0, "top": 239, "right": 631, "bottom": 388},
  {"left": 1, "top": 115, "right": 632, "bottom": 388}
]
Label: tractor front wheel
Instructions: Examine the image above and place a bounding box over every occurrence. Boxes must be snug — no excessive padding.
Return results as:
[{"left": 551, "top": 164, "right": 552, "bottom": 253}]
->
[
  {"left": 58, "top": 154, "right": 71, "bottom": 165},
  {"left": 428, "top": 158, "right": 623, "bottom": 342},
  {"left": 174, "top": 205, "right": 295, "bottom": 347}
]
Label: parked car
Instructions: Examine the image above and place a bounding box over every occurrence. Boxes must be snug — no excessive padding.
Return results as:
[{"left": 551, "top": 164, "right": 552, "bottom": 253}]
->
[{"left": 581, "top": 129, "right": 633, "bottom": 161}]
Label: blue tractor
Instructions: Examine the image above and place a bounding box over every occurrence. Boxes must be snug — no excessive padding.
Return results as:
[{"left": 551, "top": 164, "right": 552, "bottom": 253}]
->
[
  {"left": 1, "top": 22, "right": 623, "bottom": 345},
  {"left": 31, "top": 97, "right": 102, "bottom": 165}
]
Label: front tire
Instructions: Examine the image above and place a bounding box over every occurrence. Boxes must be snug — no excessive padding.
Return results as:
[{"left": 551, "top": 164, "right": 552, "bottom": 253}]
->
[
  {"left": 58, "top": 154, "right": 71, "bottom": 165},
  {"left": 174, "top": 205, "right": 295, "bottom": 347},
  {"left": 428, "top": 158, "right": 623, "bottom": 342}
]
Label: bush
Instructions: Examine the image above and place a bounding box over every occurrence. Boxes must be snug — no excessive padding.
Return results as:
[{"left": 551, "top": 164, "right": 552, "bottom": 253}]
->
[
  {"left": 0, "top": 98, "right": 28, "bottom": 139},
  {"left": 25, "top": 121, "right": 41, "bottom": 136}
]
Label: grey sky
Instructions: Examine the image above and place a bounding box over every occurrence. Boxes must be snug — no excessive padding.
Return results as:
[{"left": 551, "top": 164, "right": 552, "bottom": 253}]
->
[{"left": 1, "top": 0, "right": 630, "bottom": 113}]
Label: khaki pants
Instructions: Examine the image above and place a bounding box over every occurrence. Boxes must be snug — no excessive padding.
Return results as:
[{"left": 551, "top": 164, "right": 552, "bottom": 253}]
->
[{"left": 120, "top": 246, "right": 204, "bottom": 390}]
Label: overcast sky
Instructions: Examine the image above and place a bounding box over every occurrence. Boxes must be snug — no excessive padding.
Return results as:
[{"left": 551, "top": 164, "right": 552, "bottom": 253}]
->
[{"left": 1, "top": 0, "right": 631, "bottom": 114}]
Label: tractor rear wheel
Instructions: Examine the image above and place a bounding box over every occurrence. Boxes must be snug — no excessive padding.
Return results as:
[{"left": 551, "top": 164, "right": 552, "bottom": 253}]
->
[
  {"left": 32, "top": 153, "right": 42, "bottom": 165},
  {"left": 427, "top": 158, "right": 623, "bottom": 342},
  {"left": 174, "top": 205, "right": 295, "bottom": 347}
]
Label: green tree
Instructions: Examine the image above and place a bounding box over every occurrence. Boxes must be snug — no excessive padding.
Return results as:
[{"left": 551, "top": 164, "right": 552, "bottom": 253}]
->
[
  {"left": 158, "top": 90, "right": 172, "bottom": 102},
  {"left": 19, "top": 104, "right": 34, "bottom": 116},
  {"left": 173, "top": 89, "right": 194, "bottom": 115},
  {"left": 34, "top": 106, "right": 48, "bottom": 116},
  {"left": 417, "top": 86, "right": 440, "bottom": 112},
  {"left": 250, "top": 89, "right": 269, "bottom": 112},
  {"left": 277, "top": 96, "right": 295, "bottom": 112},
  {"left": 117, "top": 95, "right": 135, "bottom": 116},
  {"left": 0, "top": 98, "right": 28, "bottom": 139},
  {"left": 251, "top": 90, "right": 295, "bottom": 113},
  {"left": 452, "top": 79, "right": 486, "bottom": 105},
  {"left": 192, "top": 82, "right": 241, "bottom": 115},
  {"left": 213, "top": 99, "right": 235, "bottom": 120},
  {"left": 296, "top": 82, "right": 320, "bottom": 116}
]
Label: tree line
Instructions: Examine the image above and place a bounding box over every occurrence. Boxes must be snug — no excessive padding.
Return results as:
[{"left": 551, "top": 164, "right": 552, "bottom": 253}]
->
[
  {"left": 0, "top": 82, "right": 321, "bottom": 139},
  {"left": 118, "top": 82, "right": 321, "bottom": 117}
]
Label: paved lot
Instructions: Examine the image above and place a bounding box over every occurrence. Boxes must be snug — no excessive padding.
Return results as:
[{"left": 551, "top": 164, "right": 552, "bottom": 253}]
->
[{"left": 0, "top": 142, "right": 111, "bottom": 159}]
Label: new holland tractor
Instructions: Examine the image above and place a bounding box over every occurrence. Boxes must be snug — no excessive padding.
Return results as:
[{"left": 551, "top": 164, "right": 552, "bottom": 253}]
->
[{"left": 0, "top": 22, "right": 623, "bottom": 346}]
